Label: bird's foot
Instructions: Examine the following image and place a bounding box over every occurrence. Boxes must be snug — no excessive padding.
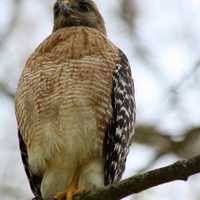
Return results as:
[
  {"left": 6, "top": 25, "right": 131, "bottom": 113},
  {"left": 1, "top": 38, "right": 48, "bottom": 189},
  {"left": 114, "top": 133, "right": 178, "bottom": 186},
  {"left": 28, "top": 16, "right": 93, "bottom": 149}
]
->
[{"left": 54, "top": 186, "right": 84, "bottom": 200}]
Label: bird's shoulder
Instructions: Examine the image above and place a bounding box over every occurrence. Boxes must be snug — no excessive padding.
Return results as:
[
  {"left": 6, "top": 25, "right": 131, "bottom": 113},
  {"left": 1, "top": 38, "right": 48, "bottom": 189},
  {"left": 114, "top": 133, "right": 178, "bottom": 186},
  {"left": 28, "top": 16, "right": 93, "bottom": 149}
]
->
[{"left": 25, "top": 27, "right": 120, "bottom": 70}]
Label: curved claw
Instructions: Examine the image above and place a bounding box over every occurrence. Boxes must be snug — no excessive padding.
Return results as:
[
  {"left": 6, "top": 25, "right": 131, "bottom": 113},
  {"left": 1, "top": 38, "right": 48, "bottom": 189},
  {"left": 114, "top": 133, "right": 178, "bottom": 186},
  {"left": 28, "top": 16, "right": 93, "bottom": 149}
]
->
[{"left": 54, "top": 186, "right": 84, "bottom": 200}]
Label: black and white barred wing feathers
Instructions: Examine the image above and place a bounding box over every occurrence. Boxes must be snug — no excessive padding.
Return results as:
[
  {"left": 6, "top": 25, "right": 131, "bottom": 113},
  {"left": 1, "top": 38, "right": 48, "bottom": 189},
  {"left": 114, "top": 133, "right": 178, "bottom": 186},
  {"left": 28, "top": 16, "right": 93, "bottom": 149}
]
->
[
  {"left": 104, "top": 50, "right": 136, "bottom": 185},
  {"left": 18, "top": 130, "right": 42, "bottom": 198}
]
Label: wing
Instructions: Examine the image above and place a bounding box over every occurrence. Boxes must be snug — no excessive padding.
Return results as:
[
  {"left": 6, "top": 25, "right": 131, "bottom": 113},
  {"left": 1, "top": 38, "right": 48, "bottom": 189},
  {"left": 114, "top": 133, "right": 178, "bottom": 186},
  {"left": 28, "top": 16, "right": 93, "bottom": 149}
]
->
[
  {"left": 104, "top": 49, "right": 136, "bottom": 185},
  {"left": 18, "top": 129, "right": 42, "bottom": 199}
]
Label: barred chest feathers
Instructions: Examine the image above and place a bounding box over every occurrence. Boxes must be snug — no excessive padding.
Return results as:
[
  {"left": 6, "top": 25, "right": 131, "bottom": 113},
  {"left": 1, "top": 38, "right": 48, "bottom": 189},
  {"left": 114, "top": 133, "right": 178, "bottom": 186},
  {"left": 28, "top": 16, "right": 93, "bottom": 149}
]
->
[{"left": 15, "top": 27, "right": 119, "bottom": 175}]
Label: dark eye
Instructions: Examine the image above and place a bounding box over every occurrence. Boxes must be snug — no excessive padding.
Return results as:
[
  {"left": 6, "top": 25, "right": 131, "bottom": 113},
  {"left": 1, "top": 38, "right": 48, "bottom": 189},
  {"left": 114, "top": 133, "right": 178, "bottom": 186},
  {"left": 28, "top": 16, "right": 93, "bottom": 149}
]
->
[
  {"left": 54, "top": 2, "right": 60, "bottom": 16},
  {"left": 79, "top": 2, "right": 90, "bottom": 12}
]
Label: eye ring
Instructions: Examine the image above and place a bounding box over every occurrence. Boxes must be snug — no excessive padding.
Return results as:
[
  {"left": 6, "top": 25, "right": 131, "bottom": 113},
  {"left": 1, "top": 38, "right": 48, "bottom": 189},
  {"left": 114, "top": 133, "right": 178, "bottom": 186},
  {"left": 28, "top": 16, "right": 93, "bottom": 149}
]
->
[
  {"left": 79, "top": 2, "right": 90, "bottom": 12},
  {"left": 54, "top": 2, "right": 60, "bottom": 16}
]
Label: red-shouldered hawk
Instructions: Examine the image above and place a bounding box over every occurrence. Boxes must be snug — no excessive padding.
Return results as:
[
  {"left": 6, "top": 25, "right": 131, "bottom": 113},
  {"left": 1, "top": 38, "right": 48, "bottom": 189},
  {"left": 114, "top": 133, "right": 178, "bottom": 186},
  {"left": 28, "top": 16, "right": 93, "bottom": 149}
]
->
[{"left": 15, "top": 0, "right": 136, "bottom": 199}]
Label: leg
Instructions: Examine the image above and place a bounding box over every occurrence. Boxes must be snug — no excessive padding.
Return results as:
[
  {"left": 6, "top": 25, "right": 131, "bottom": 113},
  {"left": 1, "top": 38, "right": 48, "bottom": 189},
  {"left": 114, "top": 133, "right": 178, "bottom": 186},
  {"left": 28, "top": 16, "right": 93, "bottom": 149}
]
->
[
  {"left": 78, "top": 159, "right": 104, "bottom": 190},
  {"left": 41, "top": 167, "right": 72, "bottom": 200},
  {"left": 53, "top": 159, "right": 104, "bottom": 200},
  {"left": 54, "top": 173, "right": 81, "bottom": 200}
]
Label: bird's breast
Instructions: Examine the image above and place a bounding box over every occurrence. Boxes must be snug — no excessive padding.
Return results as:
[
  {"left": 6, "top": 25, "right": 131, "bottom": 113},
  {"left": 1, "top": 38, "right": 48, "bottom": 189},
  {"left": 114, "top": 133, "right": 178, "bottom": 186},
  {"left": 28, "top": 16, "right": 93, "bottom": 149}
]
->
[{"left": 15, "top": 27, "right": 119, "bottom": 174}]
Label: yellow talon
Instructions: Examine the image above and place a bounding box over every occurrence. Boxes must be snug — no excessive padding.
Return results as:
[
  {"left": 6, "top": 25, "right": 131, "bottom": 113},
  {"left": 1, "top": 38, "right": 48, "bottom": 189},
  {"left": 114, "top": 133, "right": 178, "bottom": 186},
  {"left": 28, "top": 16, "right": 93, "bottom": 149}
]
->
[{"left": 54, "top": 186, "right": 83, "bottom": 200}]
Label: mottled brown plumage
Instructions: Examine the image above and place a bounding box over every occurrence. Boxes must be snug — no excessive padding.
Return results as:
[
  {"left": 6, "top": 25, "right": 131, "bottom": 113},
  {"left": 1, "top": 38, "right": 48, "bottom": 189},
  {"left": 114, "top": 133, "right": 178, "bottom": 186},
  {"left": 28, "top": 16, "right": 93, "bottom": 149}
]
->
[
  {"left": 16, "top": 26, "right": 118, "bottom": 157},
  {"left": 15, "top": 1, "right": 135, "bottom": 200}
]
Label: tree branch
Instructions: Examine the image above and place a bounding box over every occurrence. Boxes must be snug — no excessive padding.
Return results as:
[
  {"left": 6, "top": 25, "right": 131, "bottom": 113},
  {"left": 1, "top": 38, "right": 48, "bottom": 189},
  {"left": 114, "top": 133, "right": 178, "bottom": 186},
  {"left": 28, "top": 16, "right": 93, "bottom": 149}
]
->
[
  {"left": 0, "top": 81, "right": 15, "bottom": 99},
  {"left": 53, "top": 155, "right": 200, "bottom": 200},
  {"left": 135, "top": 125, "right": 200, "bottom": 159}
]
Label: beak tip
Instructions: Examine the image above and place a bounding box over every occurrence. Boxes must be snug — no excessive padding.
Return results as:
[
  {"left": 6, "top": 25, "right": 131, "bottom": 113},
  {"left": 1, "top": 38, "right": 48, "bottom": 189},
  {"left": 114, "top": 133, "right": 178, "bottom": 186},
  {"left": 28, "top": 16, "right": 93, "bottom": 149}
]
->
[{"left": 62, "top": 5, "right": 72, "bottom": 17}]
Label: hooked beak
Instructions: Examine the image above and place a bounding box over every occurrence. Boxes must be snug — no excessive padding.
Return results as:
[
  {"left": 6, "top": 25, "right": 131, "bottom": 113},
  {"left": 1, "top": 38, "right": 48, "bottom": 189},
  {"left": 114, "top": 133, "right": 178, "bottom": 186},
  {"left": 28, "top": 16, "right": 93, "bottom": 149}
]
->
[{"left": 60, "top": 2, "right": 73, "bottom": 17}]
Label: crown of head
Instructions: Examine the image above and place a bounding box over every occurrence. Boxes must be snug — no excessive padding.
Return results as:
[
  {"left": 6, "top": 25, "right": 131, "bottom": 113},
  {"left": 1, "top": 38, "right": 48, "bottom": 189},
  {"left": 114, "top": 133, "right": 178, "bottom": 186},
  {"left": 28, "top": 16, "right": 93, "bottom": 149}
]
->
[{"left": 53, "top": 0, "right": 106, "bottom": 35}]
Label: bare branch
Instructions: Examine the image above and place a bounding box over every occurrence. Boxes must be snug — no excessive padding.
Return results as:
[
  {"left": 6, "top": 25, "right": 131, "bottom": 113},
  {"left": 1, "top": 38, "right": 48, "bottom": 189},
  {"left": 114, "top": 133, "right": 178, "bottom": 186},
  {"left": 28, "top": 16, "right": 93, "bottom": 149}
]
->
[
  {"left": 0, "top": 81, "right": 15, "bottom": 99},
  {"left": 50, "top": 155, "right": 200, "bottom": 200},
  {"left": 135, "top": 125, "right": 200, "bottom": 159},
  {"left": 120, "top": 0, "right": 137, "bottom": 32}
]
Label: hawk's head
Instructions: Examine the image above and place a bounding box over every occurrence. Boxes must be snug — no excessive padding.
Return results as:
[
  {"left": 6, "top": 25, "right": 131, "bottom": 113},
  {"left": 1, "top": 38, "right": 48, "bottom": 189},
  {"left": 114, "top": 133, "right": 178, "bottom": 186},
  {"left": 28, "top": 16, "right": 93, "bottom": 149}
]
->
[{"left": 53, "top": 0, "right": 106, "bottom": 34}]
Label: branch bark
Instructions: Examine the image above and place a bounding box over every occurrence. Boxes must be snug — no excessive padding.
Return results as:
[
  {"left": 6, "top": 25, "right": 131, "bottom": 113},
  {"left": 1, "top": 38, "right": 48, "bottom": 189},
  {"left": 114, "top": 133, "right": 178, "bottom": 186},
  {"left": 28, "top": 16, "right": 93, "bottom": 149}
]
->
[{"left": 51, "top": 155, "right": 200, "bottom": 200}]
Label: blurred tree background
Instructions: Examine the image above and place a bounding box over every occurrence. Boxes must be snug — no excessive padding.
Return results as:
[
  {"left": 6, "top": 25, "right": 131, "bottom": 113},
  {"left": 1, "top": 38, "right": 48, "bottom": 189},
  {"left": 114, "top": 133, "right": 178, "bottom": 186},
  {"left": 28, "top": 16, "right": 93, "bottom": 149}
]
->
[{"left": 0, "top": 0, "right": 200, "bottom": 199}]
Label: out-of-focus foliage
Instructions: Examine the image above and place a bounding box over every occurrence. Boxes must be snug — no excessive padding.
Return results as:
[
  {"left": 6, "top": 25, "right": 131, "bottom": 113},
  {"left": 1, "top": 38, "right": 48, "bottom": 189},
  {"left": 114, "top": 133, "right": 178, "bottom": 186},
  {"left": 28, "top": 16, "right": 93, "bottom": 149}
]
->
[{"left": 0, "top": 0, "right": 200, "bottom": 200}]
